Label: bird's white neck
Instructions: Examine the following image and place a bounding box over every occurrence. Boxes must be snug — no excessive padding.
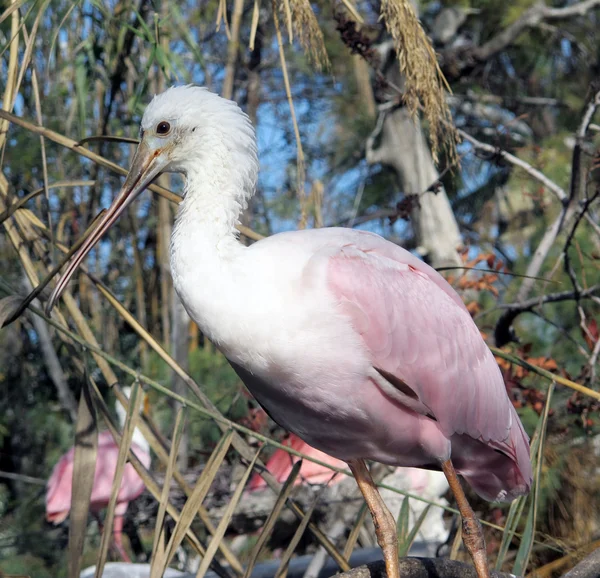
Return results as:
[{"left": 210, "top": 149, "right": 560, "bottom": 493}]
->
[
  {"left": 168, "top": 148, "right": 257, "bottom": 342},
  {"left": 171, "top": 132, "right": 257, "bottom": 250},
  {"left": 172, "top": 165, "right": 246, "bottom": 251},
  {"left": 131, "top": 427, "right": 149, "bottom": 452},
  {"left": 115, "top": 397, "right": 150, "bottom": 453},
  {"left": 166, "top": 110, "right": 259, "bottom": 345}
]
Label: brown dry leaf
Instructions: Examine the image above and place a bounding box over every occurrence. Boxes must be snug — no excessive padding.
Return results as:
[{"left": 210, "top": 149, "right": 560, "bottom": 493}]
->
[
  {"left": 160, "top": 429, "right": 235, "bottom": 576},
  {"left": 68, "top": 376, "right": 98, "bottom": 578},
  {"left": 379, "top": 0, "right": 455, "bottom": 161},
  {"left": 195, "top": 448, "right": 261, "bottom": 578},
  {"left": 150, "top": 406, "right": 187, "bottom": 578},
  {"left": 0, "top": 295, "right": 24, "bottom": 327},
  {"left": 89, "top": 380, "right": 210, "bottom": 561},
  {"left": 342, "top": 502, "right": 369, "bottom": 561},
  {"left": 94, "top": 382, "right": 143, "bottom": 578},
  {"left": 276, "top": 493, "right": 321, "bottom": 578},
  {"left": 243, "top": 459, "right": 303, "bottom": 578}
]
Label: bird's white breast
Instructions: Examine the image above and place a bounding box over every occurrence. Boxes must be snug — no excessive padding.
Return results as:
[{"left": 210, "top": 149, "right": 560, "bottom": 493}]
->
[{"left": 170, "top": 230, "right": 371, "bottom": 420}]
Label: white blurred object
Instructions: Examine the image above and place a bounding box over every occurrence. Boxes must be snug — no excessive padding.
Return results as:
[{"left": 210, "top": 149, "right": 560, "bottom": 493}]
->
[
  {"left": 379, "top": 467, "right": 450, "bottom": 556},
  {"left": 80, "top": 563, "right": 185, "bottom": 578}
]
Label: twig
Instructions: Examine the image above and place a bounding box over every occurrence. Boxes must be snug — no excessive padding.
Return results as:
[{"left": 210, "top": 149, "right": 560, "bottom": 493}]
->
[
  {"left": 588, "top": 337, "right": 600, "bottom": 381},
  {"left": 568, "top": 90, "right": 600, "bottom": 206},
  {"left": 496, "top": 284, "right": 600, "bottom": 318},
  {"left": 0, "top": 470, "right": 46, "bottom": 485},
  {"left": 456, "top": 128, "right": 567, "bottom": 201},
  {"left": 458, "top": 89, "right": 600, "bottom": 305},
  {"left": 562, "top": 190, "right": 600, "bottom": 378},
  {"left": 452, "top": 92, "right": 566, "bottom": 108},
  {"left": 517, "top": 207, "right": 574, "bottom": 303}
]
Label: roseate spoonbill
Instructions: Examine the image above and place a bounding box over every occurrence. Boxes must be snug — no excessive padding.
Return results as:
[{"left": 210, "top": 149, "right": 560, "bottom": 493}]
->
[
  {"left": 46, "top": 388, "right": 151, "bottom": 561},
  {"left": 47, "top": 85, "right": 532, "bottom": 578}
]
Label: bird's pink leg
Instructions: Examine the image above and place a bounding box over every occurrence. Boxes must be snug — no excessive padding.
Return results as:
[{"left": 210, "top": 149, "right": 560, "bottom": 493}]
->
[
  {"left": 441, "top": 459, "right": 490, "bottom": 578},
  {"left": 348, "top": 459, "right": 399, "bottom": 578},
  {"left": 112, "top": 514, "right": 132, "bottom": 563}
]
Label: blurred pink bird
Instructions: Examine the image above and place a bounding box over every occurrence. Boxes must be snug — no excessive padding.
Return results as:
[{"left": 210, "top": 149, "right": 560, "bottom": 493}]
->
[
  {"left": 48, "top": 86, "right": 532, "bottom": 578},
  {"left": 46, "top": 392, "right": 150, "bottom": 561},
  {"left": 248, "top": 434, "right": 346, "bottom": 491}
]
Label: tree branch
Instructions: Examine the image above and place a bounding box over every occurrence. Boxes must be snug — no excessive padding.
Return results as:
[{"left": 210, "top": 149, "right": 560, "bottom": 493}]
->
[
  {"left": 495, "top": 285, "right": 600, "bottom": 347},
  {"left": 568, "top": 90, "right": 600, "bottom": 206},
  {"left": 458, "top": 0, "right": 600, "bottom": 68},
  {"left": 456, "top": 128, "right": 567, "bottom": 201}
]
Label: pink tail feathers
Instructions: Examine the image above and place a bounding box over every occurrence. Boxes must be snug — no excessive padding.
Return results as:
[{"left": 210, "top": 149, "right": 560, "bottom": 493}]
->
[{"left": 455, "top": 406, "right": 532, "bottom": 502}]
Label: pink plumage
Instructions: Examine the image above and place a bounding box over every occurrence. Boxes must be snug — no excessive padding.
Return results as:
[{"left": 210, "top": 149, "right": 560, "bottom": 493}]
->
[
  {"left": 45, "top": 430, "right": 151, "bottom": 561},
  {"left": 225, "top": 228, "right": 531, "bottom": 504},
  {"left": 325, "top": 234, "right": 531, "bottom": 501},
  {"left": 248, "top": 434, "right": 346, "bottom": 491}
]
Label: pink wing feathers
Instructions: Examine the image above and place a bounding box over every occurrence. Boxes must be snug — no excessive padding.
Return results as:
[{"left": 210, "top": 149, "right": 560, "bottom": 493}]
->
[
  {"left": 324, "top": 233, "right": 531, "bottom": 501},
  {"left": 248, "top": 434, "right": 346, "bottom": 491}
]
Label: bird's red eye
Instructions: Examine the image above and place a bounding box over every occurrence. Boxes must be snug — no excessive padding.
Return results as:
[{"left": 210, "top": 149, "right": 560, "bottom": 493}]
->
[{"left": 156, "top": 121, "right": 171, "bottom": 135}]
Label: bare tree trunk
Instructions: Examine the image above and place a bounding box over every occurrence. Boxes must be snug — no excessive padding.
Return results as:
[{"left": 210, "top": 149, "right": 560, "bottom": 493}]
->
[
  {"left": 353, "top": 56, "right": 376, "bottom": 119},
  {"left": 366, "top": 106, "right": 462, "bottom": 268},
  {"left": 222, "top": 0, "right": 245, "bottom": 100},
  {"left": 365, "top": 33, "right": 462, "bottom": 269}
]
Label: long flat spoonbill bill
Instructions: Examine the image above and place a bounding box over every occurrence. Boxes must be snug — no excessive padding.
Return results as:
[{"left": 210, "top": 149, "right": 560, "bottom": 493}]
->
[{"left": 47, "top": 85, "right": 531, "bottom": 578}]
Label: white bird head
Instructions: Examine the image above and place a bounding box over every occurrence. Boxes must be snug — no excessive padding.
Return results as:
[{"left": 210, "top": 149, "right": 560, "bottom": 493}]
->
[
  {"left": 115, "top": 386, "right": 150, "bottom": 452},
  {"left": 47, "top": 85, "right": 258, "bottom": 312},
  {"left": 139, "top": 85, "right": 257, "bottom": 175}
]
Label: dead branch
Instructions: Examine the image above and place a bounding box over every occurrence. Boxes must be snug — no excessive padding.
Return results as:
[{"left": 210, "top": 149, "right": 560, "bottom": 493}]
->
[
  {"left": 568, "top": 90, "right": 600, "bottom": 205},
  {"left": 562, "top": 190, "right": 600, "bottom": 378},
  {"left": 456, "top": 126, "right": 600, "bottom": 304},
  {"left": 494, "top": 285, "right": 600, "bottom": 347}
]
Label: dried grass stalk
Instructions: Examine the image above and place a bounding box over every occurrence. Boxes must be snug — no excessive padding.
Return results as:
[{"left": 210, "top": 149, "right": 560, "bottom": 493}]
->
[
  {"left": 275, "top": 0, "right": 329, "bottom": 70},
  {"left": 379, "top": 0, "right": 454, "bottom": 161},
  {"left": 273, "top": 4, "right": 307, "bottom": 229},
  {"left": 68, "top": 379, "right": 98, "bottom": 578}
]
